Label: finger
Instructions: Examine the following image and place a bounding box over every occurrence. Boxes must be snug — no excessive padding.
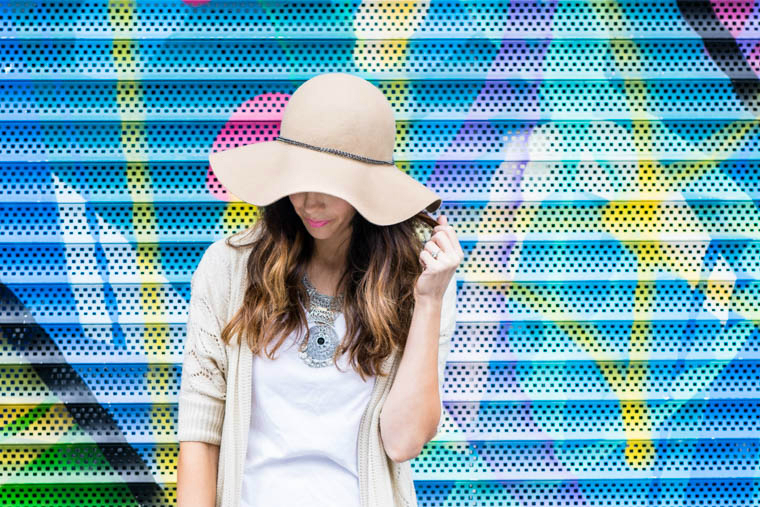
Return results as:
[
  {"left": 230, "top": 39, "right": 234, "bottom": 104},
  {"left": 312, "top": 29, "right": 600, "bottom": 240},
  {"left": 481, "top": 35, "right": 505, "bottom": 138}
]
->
[
  {"left": 433, "top": 219, "right": 456, "bottom": 243},
  {"left": 429, "top": 231, "right": 454, "bottom": 257},
  {"left": 433, "top": 221, "right": 463, "bottom": 260},
  {"left": 433, "top": 227, "right": 456, "bottom": 253},
  {"left": 424, "top": 240, "right": 445, "bottom": 259},
  {"left": 419, "top": 249, "right": 438, "bottom": 268}
]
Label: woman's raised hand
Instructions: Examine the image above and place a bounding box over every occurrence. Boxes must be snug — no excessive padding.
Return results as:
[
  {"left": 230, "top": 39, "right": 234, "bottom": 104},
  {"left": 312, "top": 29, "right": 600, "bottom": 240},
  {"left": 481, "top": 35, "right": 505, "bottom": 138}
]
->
[{"left": 415, "top": 214, "right": 464, "bottom": 302}]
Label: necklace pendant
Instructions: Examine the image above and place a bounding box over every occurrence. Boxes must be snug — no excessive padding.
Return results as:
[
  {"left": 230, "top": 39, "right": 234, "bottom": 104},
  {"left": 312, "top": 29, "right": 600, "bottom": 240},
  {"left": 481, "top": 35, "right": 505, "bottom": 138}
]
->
[
  {"left": 299, "top": 323, "right": 340, "bottom": 367},
  {"left": 300, "top": 272, "right": 344, "bottom": 368}
]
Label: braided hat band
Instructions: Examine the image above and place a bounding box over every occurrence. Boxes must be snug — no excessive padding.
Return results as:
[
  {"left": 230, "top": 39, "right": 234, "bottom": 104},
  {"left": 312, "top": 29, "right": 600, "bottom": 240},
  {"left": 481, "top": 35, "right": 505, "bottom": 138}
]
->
[{"left": 276, "top": 136, "right": 395, "bottom": 166}]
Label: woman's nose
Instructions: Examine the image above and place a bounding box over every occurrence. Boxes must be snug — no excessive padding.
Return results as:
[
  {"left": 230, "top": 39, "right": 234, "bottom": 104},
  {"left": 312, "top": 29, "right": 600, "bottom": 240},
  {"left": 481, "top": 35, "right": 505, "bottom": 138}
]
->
[{"left": 303, "top": 192, "right": 326, "bottom": 206}]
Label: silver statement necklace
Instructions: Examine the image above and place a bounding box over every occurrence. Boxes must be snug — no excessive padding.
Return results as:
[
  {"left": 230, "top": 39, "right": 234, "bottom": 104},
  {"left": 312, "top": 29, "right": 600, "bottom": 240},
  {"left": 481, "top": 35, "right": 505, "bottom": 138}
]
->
[{"left": 299, "top": 272, "right": 345, "bottom": 368}]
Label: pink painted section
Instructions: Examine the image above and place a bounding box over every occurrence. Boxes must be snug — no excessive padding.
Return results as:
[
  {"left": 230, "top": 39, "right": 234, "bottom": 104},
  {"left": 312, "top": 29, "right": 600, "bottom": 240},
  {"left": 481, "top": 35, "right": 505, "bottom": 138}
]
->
[
  {"left": 207, "top": 93, "right": 291, "bottom": 200},
  {"left": 710, "top": 0, "right": 756, "bottom": 37},
  {"left": 746, "top": 40, "right": 760, "bottom": 75}
]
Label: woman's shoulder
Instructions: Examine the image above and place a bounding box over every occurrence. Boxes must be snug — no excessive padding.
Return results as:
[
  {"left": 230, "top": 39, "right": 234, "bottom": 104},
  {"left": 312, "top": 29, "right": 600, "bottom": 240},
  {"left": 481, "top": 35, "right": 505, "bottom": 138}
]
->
[
  {"left": 195, "top": 226, "right": 262, "bottom": 279},
  {"left": 226, "top": 223, "right": 264, "bottom": 249}
]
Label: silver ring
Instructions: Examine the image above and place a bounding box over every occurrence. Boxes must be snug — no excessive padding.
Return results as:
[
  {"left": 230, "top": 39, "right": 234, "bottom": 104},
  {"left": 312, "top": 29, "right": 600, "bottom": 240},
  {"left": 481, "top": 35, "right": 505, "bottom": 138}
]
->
[{"left": 431, "top": 249, "right": 439, "bottom": 259}]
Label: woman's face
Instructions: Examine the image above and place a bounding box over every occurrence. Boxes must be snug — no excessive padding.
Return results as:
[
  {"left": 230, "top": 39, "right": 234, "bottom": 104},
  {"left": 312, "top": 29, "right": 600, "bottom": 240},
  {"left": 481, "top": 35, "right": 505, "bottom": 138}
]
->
[{"left": 288, "top": 191, "right": 356, "bottom": 239}]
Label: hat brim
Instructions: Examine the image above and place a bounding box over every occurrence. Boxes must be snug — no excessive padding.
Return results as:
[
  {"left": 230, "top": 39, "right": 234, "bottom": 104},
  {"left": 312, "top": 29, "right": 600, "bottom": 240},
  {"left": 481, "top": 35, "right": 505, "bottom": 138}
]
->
[{"left": 208, "top": 140, "right": 442, "bottom": 226}]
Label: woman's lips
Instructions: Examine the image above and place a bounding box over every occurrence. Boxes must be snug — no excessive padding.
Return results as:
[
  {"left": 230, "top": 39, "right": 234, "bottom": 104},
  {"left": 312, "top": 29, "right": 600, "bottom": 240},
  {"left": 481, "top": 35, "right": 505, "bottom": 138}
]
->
[{"left": 305, "top": 218, "right": 331, "bottom": 228}]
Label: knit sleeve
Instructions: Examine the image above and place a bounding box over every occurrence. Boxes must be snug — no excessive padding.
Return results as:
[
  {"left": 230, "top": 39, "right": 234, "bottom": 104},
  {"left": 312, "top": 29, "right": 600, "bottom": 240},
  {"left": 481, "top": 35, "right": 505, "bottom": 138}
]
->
[
  {"left": 435, "top": 274, "right": 457, "bottom": 434},
  {"left": 177, "top": 241, "right": 230, "bottom": 446}
]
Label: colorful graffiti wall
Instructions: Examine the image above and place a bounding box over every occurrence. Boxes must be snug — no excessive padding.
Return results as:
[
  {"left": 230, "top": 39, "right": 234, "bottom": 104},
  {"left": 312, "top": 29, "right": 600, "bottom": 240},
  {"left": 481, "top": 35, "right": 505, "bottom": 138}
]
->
[{"left": 2, "top": 0, "right": 760, "bottom": 505}]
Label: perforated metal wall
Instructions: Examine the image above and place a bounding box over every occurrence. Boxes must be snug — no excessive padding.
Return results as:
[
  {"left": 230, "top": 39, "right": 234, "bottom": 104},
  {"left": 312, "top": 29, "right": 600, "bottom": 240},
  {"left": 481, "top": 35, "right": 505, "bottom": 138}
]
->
[{"left": 2, "top": 0, "right": 760, "bottom": 505}]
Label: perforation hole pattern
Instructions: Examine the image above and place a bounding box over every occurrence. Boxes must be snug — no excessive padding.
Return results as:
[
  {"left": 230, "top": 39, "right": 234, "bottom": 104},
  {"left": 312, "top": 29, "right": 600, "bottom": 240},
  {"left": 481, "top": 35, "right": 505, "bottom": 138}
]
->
[{"left": 2, "top": 0, "right": 760, "bottom": 505}]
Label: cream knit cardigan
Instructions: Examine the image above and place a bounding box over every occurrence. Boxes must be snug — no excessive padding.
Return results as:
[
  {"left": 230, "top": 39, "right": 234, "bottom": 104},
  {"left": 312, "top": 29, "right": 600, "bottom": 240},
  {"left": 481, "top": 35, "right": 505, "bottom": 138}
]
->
[{"left": 177, "top": 231, "right": 457, "bottom": 507}]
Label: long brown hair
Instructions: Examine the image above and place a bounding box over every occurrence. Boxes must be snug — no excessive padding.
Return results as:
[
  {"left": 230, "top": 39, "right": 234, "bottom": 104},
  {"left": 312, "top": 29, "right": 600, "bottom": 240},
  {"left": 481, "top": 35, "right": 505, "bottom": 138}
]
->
[{"left": 219, "top": 196, "right": 439, "bottom": 381}]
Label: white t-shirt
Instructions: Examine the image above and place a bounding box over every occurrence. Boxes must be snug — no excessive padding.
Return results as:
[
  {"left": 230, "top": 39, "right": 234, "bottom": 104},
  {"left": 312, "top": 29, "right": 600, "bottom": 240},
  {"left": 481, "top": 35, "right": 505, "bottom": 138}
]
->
[{"left": 241, "top": 304, "right": 377, "bottom": 507}]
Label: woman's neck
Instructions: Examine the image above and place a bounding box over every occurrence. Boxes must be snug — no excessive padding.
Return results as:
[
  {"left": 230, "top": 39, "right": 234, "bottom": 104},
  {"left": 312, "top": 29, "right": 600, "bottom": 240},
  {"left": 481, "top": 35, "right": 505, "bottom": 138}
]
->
[{"left": 306, "top": 258, "right": 347, "bottom": 297}]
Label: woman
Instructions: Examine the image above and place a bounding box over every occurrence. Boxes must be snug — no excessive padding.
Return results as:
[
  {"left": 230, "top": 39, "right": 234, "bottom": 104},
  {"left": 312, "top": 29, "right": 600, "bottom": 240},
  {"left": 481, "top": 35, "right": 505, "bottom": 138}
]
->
[{"left": 176, "top": 73, "right": 462, "bottom": 507}]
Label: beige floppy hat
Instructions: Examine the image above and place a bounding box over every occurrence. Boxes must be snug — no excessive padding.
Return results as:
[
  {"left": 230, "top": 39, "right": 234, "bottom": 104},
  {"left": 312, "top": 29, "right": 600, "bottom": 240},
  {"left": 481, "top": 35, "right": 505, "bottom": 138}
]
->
[{"left": 208, "top": 72, "right": 442, "bottom": 226}]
